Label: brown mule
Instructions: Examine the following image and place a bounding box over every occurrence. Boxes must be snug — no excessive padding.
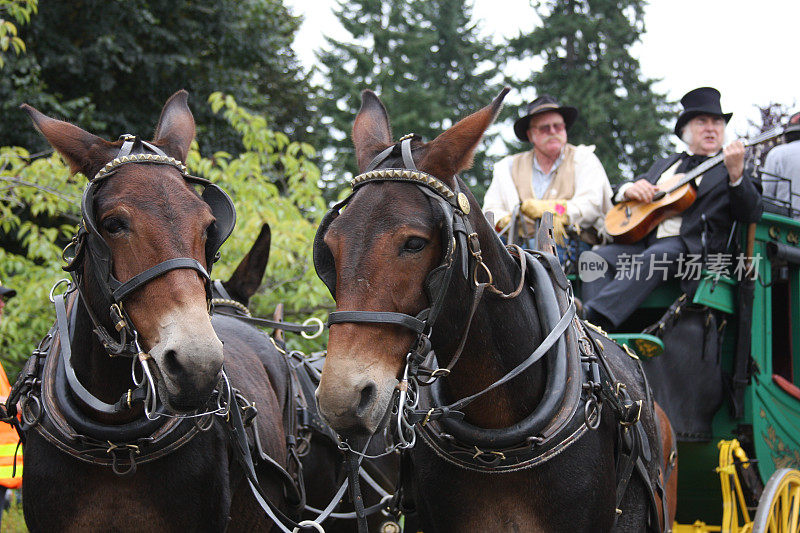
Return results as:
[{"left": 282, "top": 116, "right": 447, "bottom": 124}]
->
[
  {"left": 16, "top": 92, "right": 290, "bottom": 532},
  {"left": 314, "top": 89, "right": 677, "bottom": 531}
]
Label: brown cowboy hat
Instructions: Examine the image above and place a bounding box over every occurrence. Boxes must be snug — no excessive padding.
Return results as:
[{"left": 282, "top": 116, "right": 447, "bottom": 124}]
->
[
  {"left": 674, "top": 87, "right": 732, "bottom": 137},
  {"left": 513, "top": 95, "right": 578, "bottom": 142},
  {"left": 0, "top": 280, "right": 16, "bottom": 299}
]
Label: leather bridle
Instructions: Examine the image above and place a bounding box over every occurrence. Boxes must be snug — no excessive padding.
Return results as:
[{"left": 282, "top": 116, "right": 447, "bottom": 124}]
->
[
  {"left": 313, "top": 136, "right": 575, "bottom": 447},
  {"left": 61, "top": 135, "right": 235, "bottom": 359},
  {"left": 45, "top": 136, "right": 236, "bottom": 418}
]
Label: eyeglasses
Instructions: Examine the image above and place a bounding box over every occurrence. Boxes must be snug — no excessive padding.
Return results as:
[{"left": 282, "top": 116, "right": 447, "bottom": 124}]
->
[{"left": 531, "top": 122, "right": 566, "bottom": 135}]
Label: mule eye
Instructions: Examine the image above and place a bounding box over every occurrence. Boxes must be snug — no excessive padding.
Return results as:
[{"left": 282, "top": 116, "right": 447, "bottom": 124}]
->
[
  {"left": 101, "top": 217, "right": 128, "bottom": 235},
  {"left": 402, "top": 237, "right": 427, "bottom": 253}
]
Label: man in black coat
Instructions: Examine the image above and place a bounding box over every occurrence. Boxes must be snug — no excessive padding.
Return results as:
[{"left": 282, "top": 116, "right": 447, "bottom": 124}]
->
[{"left": 582, "top": 87, "right": 763, "bottom": 330}]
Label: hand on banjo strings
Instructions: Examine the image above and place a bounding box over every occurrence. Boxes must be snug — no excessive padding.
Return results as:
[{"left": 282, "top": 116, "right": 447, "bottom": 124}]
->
[
  {"left": 623, "top": 179, "right": 660, "bottom": 203},
  {"left": 723, "top": 140, "right": 745, "bottom": 183}
]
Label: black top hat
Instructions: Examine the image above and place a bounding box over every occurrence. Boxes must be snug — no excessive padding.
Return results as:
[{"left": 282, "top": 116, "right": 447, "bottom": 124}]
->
[
  {"left": 0, "top": 281, "right": 15, "bottom": 299},
  {"left": 674, "top": 87, "right": 732, "bottom": 137},
  {"left": 513, "top": 95, "right": 579, "bottom": 142}
]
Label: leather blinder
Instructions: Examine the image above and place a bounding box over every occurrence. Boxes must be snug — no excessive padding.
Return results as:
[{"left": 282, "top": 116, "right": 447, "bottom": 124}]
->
[
  {"left": 313, "top": 204, "right": 342, "bottom": 298},
  {"left": 201, "top": 183, "right": 236, "bottom": 268},
  {"left": 71, "top": 136, "right": 236, "bottom": 305}
]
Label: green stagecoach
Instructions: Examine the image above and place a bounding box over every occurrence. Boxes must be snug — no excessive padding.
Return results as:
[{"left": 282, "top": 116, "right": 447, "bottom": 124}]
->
[{"left": 572, "top": 211, "right": 800, "bottom": 532}]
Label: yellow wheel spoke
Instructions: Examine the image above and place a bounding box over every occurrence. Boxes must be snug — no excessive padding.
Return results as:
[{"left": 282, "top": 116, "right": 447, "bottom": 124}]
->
[
  {"left": 756, "top": 470, "right": 800, "bottom": 533},
  {"left": 781, "top": 483, "right": 790, "bottom": 529},
  {"left": 768, "top": 511, "right": 777, "bottom": 532},
  {"left": 788, "top": 488, "right": 800, "bottom": 532}
]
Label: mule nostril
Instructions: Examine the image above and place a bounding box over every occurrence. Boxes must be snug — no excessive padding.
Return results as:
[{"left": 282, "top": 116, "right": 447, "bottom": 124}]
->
[
  {"left": 356, "top": 382, "right": 376, "bottom": 417},
  {"left": 163, "top": 348, "right": 181, "bottom": 376}
]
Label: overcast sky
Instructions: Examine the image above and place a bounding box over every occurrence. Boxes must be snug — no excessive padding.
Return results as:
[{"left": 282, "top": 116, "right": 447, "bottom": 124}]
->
[{"left": 284, "top": 0, "right": 800, "bottom": 144}]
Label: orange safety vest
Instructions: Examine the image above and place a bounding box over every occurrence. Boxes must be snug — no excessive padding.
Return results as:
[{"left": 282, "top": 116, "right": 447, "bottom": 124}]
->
[{"left": 0, "top": 362, "right": 21, "bottom": 489}]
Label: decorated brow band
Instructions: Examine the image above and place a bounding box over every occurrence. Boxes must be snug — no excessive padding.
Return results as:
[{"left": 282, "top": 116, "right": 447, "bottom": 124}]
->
[
  {"left": 93, "top": 153, "right": 188, "bottom": 181},
  {"left": 350, "top": 169, "right": 472, "bottom": 214},
  {"left": 351, "top": 168, "right": 457, "bottom": 198}
]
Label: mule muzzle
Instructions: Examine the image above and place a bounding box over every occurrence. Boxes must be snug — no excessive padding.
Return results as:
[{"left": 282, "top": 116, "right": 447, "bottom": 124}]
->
[
  {"left": 149, "top": 320, "right": 225, "bottom": 413},
  {"left": 316, "top": 371, "right": 396, "bottom": 437}
]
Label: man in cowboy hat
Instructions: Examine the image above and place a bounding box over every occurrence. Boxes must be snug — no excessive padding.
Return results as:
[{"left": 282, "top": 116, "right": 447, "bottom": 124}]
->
[
  {"left": 762, "top": 112, "right": 800, "bottom": 217},
  {"left": 581, "top": 87, "right": 763, "bottom": 331},
  {"left": 483, "top": 95, "right": 613, "bottom": 262}
]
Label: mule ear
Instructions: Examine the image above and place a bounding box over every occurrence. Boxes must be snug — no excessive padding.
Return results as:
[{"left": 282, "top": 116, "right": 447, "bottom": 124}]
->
[
  {"left": 420, "top": 87, "right": 510, "bottom": 184},
  {"left": 153, "top": 90, "right": 195, "bottom": 163},
  {"left": 20, "top": 104, "right": 118, "bottom": 178},
  {"left": 221, "top": 223, "right": 271, "bottom": 305},
  {"left": 352, "top": 90, "right": 393, "bottom": 172}
]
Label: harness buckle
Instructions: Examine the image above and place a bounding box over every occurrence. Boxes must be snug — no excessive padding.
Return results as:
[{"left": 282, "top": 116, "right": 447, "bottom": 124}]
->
[
  {"left": 429, "top": 368, "right": 450, "bottom": 378},
  {"left": 106, "top": 442, "right": 140, "bottom": 477},
  {"left": 467, "top": 232, "right": 481, "bottom": 256},
  {"left": 584, "top": 395, "right": 602, "bottom": 430},
  {"left": 619, "top": 400, "right": 643, "bottom": 427},
  {"left": 110, "top": 303, "right": 128, "bottom": 332},
  {"left": 49, "top": 278, "right": 74, "bottom": 303},
  {"left": 473, "top": 259, "right": 494, "bottom": 287},
  {"left": 61, "top": 236, "right": 81, "bottom": 265}
]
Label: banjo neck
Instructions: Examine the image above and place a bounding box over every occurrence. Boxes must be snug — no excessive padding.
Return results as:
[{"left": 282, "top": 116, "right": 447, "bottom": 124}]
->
[{"left": 665, "top": 125, "right": 786, "bottom": 193}]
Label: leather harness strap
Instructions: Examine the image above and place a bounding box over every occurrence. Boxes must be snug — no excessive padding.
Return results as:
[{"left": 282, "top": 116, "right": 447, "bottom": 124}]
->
[
  {"left": 112, "top": 258, "right": 209, "bottom": 302},
  {"left": 55, "top": 292, "right": 148, "bottom": 416},
  {"left": 328, "top": 310, "right": 427, "bottom": 334}
]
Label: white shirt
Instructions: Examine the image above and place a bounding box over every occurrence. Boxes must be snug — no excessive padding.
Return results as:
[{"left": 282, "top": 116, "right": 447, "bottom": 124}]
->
[
  {"left": 483, "top": 144, "right": 613, "bottom": 239},
  {"left": 531, "top": 149, "right": 565, "bottom": 199}
]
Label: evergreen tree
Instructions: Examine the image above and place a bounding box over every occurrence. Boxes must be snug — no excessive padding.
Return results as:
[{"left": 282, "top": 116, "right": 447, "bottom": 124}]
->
[
  {"left": 1, "top": 0, "right": 313, "bottom": 154},
  {"left": 316, "top": 0, "right": 503, "bottom": 199},
  {"left": 508, "top": 0, "right": 674, "bottom": 183}
]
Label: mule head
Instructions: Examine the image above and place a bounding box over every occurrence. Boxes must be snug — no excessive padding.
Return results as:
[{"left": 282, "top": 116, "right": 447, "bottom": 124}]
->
[
  {"left": 316, "top": 88, "right": 508, "bottom": 435},
  {"left": 23, "top": 91, "right": 226, "bottom": 412}
]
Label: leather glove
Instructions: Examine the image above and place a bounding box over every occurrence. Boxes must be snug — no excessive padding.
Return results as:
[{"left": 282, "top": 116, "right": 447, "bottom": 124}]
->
[
  {"left": 495, "top": 214, "right": 512, "bottom": 232},
  {"left": 520, "top": 199, "right": 569, "bottom": 245},
  {"left": 520, "top": 199, "right": 568, "bottom": 220}
]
